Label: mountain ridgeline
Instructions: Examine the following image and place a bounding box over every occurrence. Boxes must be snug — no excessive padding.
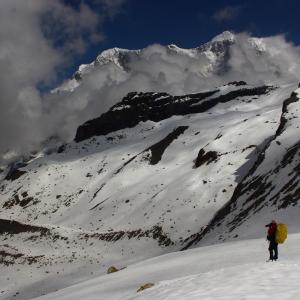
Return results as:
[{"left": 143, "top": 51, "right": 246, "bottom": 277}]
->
[{"left": 75, "top": 82, "right": 269, "bottom": 142}]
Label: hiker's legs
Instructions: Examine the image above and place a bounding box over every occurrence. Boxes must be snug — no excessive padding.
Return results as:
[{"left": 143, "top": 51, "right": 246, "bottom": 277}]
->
[
  {"left": 268, "top": 243, "right": 274, "bottom": 260},
  {"left": 268, "top": 241, "right": 278, "bottom": 260},
  {"left": 274, "top": 243, "right": 278, "bottom": 260}
]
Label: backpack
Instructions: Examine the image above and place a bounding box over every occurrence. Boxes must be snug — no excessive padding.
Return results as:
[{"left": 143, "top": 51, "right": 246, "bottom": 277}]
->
[{"left": 276, "top": 223, "right": 288, "bottom": 244}]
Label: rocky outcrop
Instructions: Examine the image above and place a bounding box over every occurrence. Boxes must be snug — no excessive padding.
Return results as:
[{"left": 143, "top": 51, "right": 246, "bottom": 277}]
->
[
  {"left": 145, "top": 126, "right": 188, "bottom": 165},
  {"left": 75, "top": 86, "right": 271, "bottom": 142},
  {"left": 0, "top": 219, "right": 50, "bottom": 236},
  {"left": 194, "top": 149, "right": 218, "bottom": 168},
  {"left": 5, "top": 162, "right": 27, "bottom": 181},
  {"left": 107, "top": 266, "right": 119, "bottom": 274},
  {"left": 137, "top": 283, "right": 155, "bottom": 293},
  {"left": 80, "top": 225, "right": 174, "bottom": 247}
]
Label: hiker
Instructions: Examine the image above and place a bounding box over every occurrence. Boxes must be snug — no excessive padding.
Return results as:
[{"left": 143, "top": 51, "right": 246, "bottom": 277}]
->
[{"left": 265, "top": 220, "right": 278, "bottom": 261}]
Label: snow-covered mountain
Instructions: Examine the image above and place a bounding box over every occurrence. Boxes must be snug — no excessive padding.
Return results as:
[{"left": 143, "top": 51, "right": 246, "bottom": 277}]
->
[
  {"left": 52, "top": 31, "right": 281, "bottom": 94},
  {"left": 52, "top": 31, "right": 233, "bottom": 93},
  {"left": 1, "top": 31, "right": 300, "bottom": 299}
]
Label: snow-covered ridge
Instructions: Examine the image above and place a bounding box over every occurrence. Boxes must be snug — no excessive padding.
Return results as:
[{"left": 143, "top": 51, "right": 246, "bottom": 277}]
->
[
  {"left": 53, "top": 31, "right": 272, "bottom": 94},
  {"left": 211, "top": 30, "right": 236, "bottom": 42},
  {"left": 74, "top": 82, "right": 271, "bottom": 142},
  {"left": 94, "top": 47, "right": 140, "bottom": 67}
]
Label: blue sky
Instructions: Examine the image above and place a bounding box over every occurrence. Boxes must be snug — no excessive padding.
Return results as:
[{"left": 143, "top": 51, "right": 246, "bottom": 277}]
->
[{"left": 64, "top": 0, "right": 300, "bottom": 79}]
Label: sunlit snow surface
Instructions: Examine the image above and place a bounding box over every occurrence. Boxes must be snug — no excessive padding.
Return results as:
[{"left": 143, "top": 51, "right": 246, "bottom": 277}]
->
[{"left": 34, "top": 234, "right": 300, "bottom": 300}]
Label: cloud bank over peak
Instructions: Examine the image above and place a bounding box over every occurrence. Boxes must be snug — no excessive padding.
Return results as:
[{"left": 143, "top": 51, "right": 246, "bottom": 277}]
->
[
  {"left": 0, "top": 0, "right": 125, "bottom": 163},
  {"left": 51, "top": 32, "right": 300, "bottom": 138},
  {"left": 1, "top": 17, "right": 300, "bottom": 164}
]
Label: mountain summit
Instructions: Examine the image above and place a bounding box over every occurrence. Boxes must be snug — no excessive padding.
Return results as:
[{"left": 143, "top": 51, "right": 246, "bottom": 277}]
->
[
  {"left": 54, "top": 31, "right": 290, "bottom": 95},
  {"left": 211, "top": 30, "right": 236, "bottom": 42}
]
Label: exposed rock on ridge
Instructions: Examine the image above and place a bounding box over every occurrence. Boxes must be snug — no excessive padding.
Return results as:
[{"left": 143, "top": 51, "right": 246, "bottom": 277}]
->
[{"left": 75, "top": 85, "right": 271, "bottom": 142}]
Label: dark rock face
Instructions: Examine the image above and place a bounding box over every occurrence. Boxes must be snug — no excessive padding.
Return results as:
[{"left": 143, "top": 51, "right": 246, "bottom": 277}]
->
[
  {"left": 74, "top": 90, "right": 216, "bottom": 142},
  {"left": 194, "top": 149, "right": 218, "bottom": 168},
  {"left": 75, "top": 85, "right": 272, "bottom": 142},
  {"left": 145, "top": 126, "right": 189, "bottom": 165},
  {"left": 5, "top": 169, "right": 26, "bottom": 181},
  {"left": 0, "top": 218, "right": 173, "bottom": 250},
  {"left": 0, "top": 219, "right": 50, "bottom": 235},
  {"left": 228, "top": 81, "right": 247, "bottom": 86},
  {"left": 80, "top": 225, "right": 174, "bottom": 247},
  {"left": 113, "top": 126, "right": 188, "bottom": 174},
  {"left": 275, "top": 92, "right": 298, "bottom": 136},
  {"left": 5, "top": 163, "right": 27, "bottom": 181},
  {"left": 57, "top": 144, "right": 66, "bottom": 153},
  {"left": 3, "top": 190, "right": 38, "bottom": 209},
  {"left": 73, "top": 72, "right": 82, "bottom": 81}
]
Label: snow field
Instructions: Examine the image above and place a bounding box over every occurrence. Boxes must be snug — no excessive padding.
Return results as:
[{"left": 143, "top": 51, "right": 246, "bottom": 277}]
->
[{"left": 32, "top": 234, "right": 300, "bottom": 300}]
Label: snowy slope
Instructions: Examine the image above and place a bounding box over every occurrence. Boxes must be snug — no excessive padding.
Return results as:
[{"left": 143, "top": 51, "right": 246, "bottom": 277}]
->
[
  {"left": 0, "top": 81, "right": 299, "bottom": 299},
  {"left": 185, "top": 86, "right": 300, "bottom": 247},
  {"left": 32, "top": 234, "right": 300, "bottom": 300}
]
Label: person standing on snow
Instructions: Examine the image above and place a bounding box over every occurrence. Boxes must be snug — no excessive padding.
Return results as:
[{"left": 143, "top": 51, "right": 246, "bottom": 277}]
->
[{"left": 265, "top": 220, "right": 278, "bottom": 261}]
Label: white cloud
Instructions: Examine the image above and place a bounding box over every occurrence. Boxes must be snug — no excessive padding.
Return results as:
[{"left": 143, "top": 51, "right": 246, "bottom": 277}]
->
[
  {"left": 213, "top": 5, "right": 243, "bottom": 22},
  {"left": 0, "top": 0, "right": 125, "bottom": 163},
  {"left": 95, "top": 0, "right": 127, "bottom": 17}
]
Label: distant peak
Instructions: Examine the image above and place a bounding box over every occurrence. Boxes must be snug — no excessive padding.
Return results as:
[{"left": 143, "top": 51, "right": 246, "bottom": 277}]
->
[
  {"left": 211, "top": 31, "right": 236, "bottom": 43},
  {"left": 168, "top": 44, "right": 180, "bottom": 49},
  {"left": 97, "top": 47, "right": 127, "bottom": 58}
]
